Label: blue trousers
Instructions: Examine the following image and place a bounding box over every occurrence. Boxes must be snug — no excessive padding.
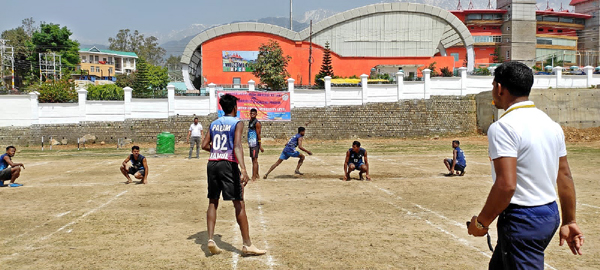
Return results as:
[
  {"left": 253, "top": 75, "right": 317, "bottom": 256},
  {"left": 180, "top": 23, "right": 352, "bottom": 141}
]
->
[{"left": 489, "top": 201, "right": 560, "bottom": 270}]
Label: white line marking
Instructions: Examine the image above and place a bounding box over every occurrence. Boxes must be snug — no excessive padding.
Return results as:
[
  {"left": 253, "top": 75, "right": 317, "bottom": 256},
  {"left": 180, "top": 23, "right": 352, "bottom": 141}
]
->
[
  {"left": 581, "top": 203, "right": 600, "bottom": 209},
  {"left": 231, "top": 223, "right": 240, "bottom": 269},
  {"left": 56, "top": 211, "right": 71, "bottom": 217},
  {"left": 256, "top": 193, "right": 275, "bottom": 269}
]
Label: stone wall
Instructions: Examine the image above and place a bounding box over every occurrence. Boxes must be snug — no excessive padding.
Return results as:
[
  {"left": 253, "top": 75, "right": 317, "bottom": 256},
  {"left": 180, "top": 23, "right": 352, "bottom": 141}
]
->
[{"left": 0, "top": 95, "right": 478, "bottom": 146}]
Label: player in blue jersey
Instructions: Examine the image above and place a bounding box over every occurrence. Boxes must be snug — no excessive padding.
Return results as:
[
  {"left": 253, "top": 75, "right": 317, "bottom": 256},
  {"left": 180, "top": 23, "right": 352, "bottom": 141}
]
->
[
  {"left": 0, "top": 146, "right": 25, "bottom": 187},
  {"left": 343, "top": 141, "right": 371, "bottom": 181},
  {"left": 263, "top": 127, "right": 312, "bottom": 179},
  {"left": 248, "top": 108, "right": 264, "bottom": 182},
  {"left": 201, "top": 94, "right": 266, "bottom": 256},
  {"left": 120, "top": 145, "right": 149, "bottom": 184},
  {"left": 444, "top": 140, "right": 467, "bottom": 176}
]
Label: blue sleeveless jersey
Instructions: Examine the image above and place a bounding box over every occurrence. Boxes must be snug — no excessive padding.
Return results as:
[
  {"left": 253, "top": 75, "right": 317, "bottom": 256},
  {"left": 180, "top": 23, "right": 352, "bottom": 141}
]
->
[
  {"left": 348, "top": 148, "right": 366, "bottom": 164},
  {"left": 456, "top": 147, "right": 466, "bottom": 167},
  {"left": 283, "top": 133, "right": 302, "bottom": 153},
  {"left": 0, "top": 153, "right": 9, "bottom": 170},
  {"left": 248, "top": 118, "right": 259, "bottom": 147},
  {"left": 209, "top": 116, "right": 240, "bottom": 163}
]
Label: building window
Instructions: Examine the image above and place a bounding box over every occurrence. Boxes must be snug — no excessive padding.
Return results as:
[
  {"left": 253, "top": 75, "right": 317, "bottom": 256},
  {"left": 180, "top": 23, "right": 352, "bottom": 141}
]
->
[
  {"left": 548, "top": 29, "right": 554, "bottom": 32},
  {"left": 483, "top": 27, "right": 486, "bottom": 30},
  {"left": 545, "top": 16, "right": 559, "bottom": 22},
  {"left": 467, "top": 14, "right": 482, "bottom": 20},
  {"left": 95, "top": 55, "right": 99, "bottom": 62},
  {"left": 450, "top": 53, "right": 459, "bottom": 62},
  {"left": 558, "top": 29, "right": 563, "bottom": 33},
  {"left": 90, "top": 66, "right": 94, "bottom": 73},
  {"left": 538, "top": 28, "right": 544, "bottom": 32},
  {"left": 482, "top": 14, "right": 493, "bottom": 20},
  {"left": 560, "top": 17, "right": 574, "bottom": 23},
  {"left": 537, "top": 38, "right": 552, "bottom": 45},
  {"left": 507, "top": 26, "right": 510, "bottom": 31},
  {"left": 108, "top": 67, "right": 113, "bottom": 74},
  {"left": 506, "top": 50, "right": 510, "bottom": 59},
  {"left": 233, "top": 77, "right": 241, "bottom": 85},
  {"left": 108, "top": 57, "right": 112, "bottom": 64},
  {"left": 470, "top": 27, "right": 475, "bottom": 29}
]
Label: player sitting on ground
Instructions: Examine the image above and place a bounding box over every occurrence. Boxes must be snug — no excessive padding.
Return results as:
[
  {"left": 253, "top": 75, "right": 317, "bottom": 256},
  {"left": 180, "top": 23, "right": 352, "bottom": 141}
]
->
[
  {"left": 343, "top": 141, "right": 371, "bottom": 181},
  {"left": 120, "top": 146, "right": 149, "bottom": 184},
  {"left": 263, "top": 127, "right": 312, "bottom": 179},
  {"left": 0, "top": 146, "right": 25, "bottom": 187},
  {"left": 443, "top": 140, "right": 467, "bottom": 176}
]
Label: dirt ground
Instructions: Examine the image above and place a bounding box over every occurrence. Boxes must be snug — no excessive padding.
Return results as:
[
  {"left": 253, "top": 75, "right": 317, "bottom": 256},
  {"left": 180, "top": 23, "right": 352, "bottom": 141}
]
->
[{"left": 1, "top": 136, "right": 599, "bottom": 269}]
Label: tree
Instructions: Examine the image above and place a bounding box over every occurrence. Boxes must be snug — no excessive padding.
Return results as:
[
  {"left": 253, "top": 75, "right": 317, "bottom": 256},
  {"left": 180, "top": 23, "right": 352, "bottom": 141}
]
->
[
  {"left": 132, "top": 58, "right": 150, "bottom": 97},
  {"left": 492, "top": 45, "right": 504, "bottom": 63},
  {"left": 27, "top": 23, "right": 80, "bottom": 80},
  {"left": 165, "top": 55, "right": 183, "bottom": 81},
  {"left": 108, "top": 29, "right": 166, "bottom": 66},
  {"left": 148, "top": 64, "right": 169, "bottom": 91},
  {"left": 249, "top": 40, "right": 291, "bottom": 90},
  {"left": 543, "top": 55, "right": 563, "bottom": 68},
  {"left": 1, "top": 18, "right": 38, "bottom": 88},
  {"left": 315, "top": 41, "right": 334, "bottom": 87}
]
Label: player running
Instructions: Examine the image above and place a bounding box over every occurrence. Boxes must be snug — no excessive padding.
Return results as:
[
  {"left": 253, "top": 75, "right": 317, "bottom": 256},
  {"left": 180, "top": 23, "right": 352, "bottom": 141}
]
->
[{"left": 263, "top": 127, "right": 312, "bottom": 179}]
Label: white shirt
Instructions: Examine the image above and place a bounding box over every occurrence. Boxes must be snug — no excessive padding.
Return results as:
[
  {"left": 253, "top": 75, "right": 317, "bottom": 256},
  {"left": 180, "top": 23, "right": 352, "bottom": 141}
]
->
[
  {"left": 488, "top": 101, "right": 567, "bottom": 206},
  {"left": 189, "top": 123, "right": 203, "bottom": 137}
]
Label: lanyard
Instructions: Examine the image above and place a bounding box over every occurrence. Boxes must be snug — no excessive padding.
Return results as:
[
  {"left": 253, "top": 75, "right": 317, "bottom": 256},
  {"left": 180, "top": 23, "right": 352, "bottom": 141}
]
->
[{"left": 500, "top": 104, "right": 535, "bottom": 119}]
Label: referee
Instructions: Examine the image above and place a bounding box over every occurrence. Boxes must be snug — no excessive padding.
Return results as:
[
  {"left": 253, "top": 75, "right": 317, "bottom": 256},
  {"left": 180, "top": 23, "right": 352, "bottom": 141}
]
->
[{"left": 468, "top": 61, "right": 584, "bottom": 269}]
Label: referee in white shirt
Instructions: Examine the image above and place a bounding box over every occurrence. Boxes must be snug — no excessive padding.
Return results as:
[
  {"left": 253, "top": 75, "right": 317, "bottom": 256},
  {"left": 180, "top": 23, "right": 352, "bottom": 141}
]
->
[
  {"left": 468, "top": 61, "right": 584, "bottom": 269},
  {"left": 187, "top": 117, "right": 203, "bottom": 159}
]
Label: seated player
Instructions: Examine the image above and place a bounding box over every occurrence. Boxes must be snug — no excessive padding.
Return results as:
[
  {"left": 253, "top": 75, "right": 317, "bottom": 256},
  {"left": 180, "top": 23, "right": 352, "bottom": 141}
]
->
[
  {"left": 0, "top": 146, "right": 25, "bottom": 187},
  {"left": 343, "top": 141, "right": 371, "bottom": 181},
  {"left": 443, "top": 140, "right": 467, "bottom": 176},
  {"left": 120, "top": 145, "right": 149, "bottom": 184},
  {"left": 263, "top": 127, "right": 312, "bottom": 179}
]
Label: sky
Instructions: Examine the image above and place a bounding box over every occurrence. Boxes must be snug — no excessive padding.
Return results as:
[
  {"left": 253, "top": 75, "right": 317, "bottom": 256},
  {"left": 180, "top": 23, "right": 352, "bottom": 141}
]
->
[{"left": 0, "top": 0, "right": 384, "bottom": 45}]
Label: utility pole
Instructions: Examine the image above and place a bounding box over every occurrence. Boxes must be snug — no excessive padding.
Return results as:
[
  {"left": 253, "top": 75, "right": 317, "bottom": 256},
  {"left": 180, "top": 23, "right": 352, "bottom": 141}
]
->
[
  {"left": 308, "top": 20, "right": 313, "bottom": 86},
  {"left": 290, "top": 0, "right": 293, "bottom": 31},
  {"left": 0, "top": 39, "right": 15, "bottom": 90},
  {"left": 39, "top": 52, "right": 62, "bottom": 82}
]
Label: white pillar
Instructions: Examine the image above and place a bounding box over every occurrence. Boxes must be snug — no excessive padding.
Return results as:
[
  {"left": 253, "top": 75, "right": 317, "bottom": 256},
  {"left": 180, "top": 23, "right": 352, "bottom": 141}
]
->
[
  {"left": 287, "top": 78, "right": 295, "bottom": 109},
  {"left": 324, "top": 76, "right": 332, "bottom": 106},
  {"left": 77, "top": 88, "right": 88, "bottom": 122},
  {"left": 360, "top": 74, "right": 369, "bottom": 105},
  {"left": 29, "top": 91, "right": 39, "bottom": 125},
  {"left": 208, "top": 83, "right": 217, "bottom": 113},
  {"left": 489, "top": 66, "right": 497, "bottom": 76},
  {"left": 396, "top": 71, "right": 404, "bottom": 101},
  {"left": 553, "top": 67, "right": 562, "bottom": 88},
  {"left": 124, "top": 87, "right": 132, "bottom": 118},
  {"left": 584, "top": 66, "right": 594, "bottom": 88},
  {"left": 459, "top": 67, "right": 468, "bottom": 96},
  {"left": 248, "top": 80, "right": 255, "bottom": 91},
  {"left": 167, "top": 84, "right": 175, "bottom": 116},
  {"left": 423, "top": 69, "right": 431, "bottom": 99}
]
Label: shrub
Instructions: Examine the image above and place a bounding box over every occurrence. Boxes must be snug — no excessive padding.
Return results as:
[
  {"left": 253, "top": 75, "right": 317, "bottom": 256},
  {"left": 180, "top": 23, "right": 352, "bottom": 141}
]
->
[
  {"left": 37, "top": 80, "right": 77, "bottom": 103},
  {"left": 87, "top": 84, "right": 124, "bottom": 100}
]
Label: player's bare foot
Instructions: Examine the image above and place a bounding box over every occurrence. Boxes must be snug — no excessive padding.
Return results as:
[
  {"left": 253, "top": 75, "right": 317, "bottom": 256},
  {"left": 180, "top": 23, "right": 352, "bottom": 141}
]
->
[
  {"left": 125, "top": 179, "right": 132, "bottom": 184},
  {"left": 242, "top": 244, "right": 267, "bottom": 256},
  {"left": 263, "top": 174, "right": 268, "bottom": 179},
  {"left": 294, "top": 170, "right": 304, "bottom": 175},
  {"left": 343, "top": 174, "right": 349, "bottom": 181},
  {"left": 459, "top": 171, "right": 466, "bottom": 176},
  {"left": 208, "top": 239, "right": 222, "bottom": 255},
  {"left": 365, "top": 175, "right": 372, "bottom": 181}
]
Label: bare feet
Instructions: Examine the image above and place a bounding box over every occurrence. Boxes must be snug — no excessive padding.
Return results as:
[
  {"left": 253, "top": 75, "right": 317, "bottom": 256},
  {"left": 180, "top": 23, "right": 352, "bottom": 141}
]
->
[
  {"left": 365, "top": 175, "right": 372, "bottom": 181},
  {"left": 263, "top": 174, "right": 268, "bottom": 179},
  {"left": 208, "top": 239, "right": 223, "bottom": 255},
  {"left": 294, "top": 170, "right": 304, "bottom": 175},
  {"left": 459, "top": 171, "right": 466, "bottom": 176},
  {"left": 125, "top": 179, "right": 132, "bottom": 184},
  {"left": 242, "top": 244, "right": 267, "bottom": 256}
]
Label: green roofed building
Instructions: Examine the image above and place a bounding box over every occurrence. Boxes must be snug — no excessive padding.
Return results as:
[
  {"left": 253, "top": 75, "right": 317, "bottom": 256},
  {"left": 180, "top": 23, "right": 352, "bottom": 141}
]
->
[{"left": 75, "top": 47, "right": 138, "bottom": 86}]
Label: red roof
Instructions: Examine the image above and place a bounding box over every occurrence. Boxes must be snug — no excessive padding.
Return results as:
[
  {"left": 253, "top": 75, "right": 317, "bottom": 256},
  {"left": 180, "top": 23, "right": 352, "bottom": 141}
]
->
[
  {"left": 536, "top": 9, "right": 592, "bottom": 19},
  {"left": 450, "top": 9, "right": 507, "bottom": 14},
  {"left": 570, "top": 0, "right": 593, "bottom": 5}
]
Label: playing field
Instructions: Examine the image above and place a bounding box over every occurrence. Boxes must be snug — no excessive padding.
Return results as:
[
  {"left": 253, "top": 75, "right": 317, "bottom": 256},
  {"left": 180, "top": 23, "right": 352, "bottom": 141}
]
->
[{"left": 1, "top": 137, "right": 598, "bottom": 269}]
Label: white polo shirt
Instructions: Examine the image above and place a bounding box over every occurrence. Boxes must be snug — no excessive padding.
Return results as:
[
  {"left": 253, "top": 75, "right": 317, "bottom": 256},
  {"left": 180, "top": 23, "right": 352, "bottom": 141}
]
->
[
  {"left": 189, "top": 123, "right": 203, "bottom": 137},
  {"left": 488, "top": 101, "right": 567, "bottom": 206}
]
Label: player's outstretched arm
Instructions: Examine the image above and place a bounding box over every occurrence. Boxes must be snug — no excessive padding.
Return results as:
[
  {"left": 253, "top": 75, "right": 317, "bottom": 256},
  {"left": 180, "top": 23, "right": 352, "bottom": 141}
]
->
[
  {"left": 297, "top": 137, "right": 312, "bottom": 155},
  {"left": 556, "top": 156, "right": 584, "bottom": 255},
  {"left": 343, "top": 151, "right": 350, "bottom": 180},
  {"left": 234, "top": 122, "right": 250, "bottom": 186},
  {"left": 5, "top": 155, "right": 24, "bottom": 169},
  {"left": 201, "top": 130, "right": 212, "bottom": 152}
]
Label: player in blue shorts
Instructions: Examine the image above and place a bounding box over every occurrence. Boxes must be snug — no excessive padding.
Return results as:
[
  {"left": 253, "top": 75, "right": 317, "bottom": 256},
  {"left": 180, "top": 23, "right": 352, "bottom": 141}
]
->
[
  {"left": 0, "top": 146, "right": 25, "bottom": 187},
  {"left": 443, "top": 140, "right": 467, "bottom": 176},
  {"left": 263, "top": 127, "right": 312, "bottom": 179},
  {"left": 120, "top": 145, "right": 149, "bottom": 184},
  {"left": 343, "top": 141, "right": 371, "bottom": 181}
]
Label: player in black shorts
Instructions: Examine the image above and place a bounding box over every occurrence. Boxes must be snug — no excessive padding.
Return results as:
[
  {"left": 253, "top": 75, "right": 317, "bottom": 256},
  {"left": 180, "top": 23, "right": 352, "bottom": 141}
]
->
[
  {"left": 120, "top": 145, "right": 148, "bottom": 184},
  {"left": 248, "top": 108, "right": 264, "bottom": 181},
  {"left": 201, "top": 94, "right": 266, "bottom": 256}
]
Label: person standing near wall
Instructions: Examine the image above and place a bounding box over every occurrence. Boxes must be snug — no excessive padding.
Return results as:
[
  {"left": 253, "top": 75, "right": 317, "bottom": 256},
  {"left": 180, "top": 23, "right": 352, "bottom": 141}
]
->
[
  {"left": 187, "top": 117, "right": 203, "bottom": 159},
  {"left": 467, "top": 61, "right": 583, "bottom": 269},
  {"left": 248, "top": 108, "right": 264, "bottom": 181}
]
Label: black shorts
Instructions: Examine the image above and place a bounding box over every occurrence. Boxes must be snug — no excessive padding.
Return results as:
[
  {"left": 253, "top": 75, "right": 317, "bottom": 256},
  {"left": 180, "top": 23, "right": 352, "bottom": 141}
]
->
[
  {"left": 446, "top": 159, "right": 466, "bottom": 171},
  {"left": 249, "top": 146, "right": 260, "bottom": 159},
  {"left": 207, "top": 160, "right": 243, "bottom": 201},
  {"left": 0, "top": 167, "right": 12, "bottom": 181},
  {"left": 128, "top": 167, "right": 145, "bottom": 176}
]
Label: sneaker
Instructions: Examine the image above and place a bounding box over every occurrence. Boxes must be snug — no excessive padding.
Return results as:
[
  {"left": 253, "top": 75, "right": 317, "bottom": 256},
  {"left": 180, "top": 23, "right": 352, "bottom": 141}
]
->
[
  {"left": 242, "top": 244, "right": 267, "bottom": 256},
  {"left": 9, "top": 183, "right": 22, "bottom": 187},
  {"left": 208, "top": 239, "right": 222, "bottom": 255}
]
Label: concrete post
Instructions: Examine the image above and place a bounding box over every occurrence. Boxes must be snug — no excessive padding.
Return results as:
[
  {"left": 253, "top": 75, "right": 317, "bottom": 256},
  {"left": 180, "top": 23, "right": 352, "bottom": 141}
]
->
[
  {"left": 553, "top": 67, "right": 562, "bottom": 88},
  {"left": 324, "top": 76, "right": 332, "bottom": 106},
  {"left": 423, "top": 69, "right": 431, "bottom": 99},
  {"left": 360, "top": 74, "right": 369, "bottom": 104},
  {"left": 248, "top": 80, "right": 255, "bottom": 91},
  {"left": 459, "top": 67, "right": 468, "bottom": 95},
  {"left": 208, "top": 83, "right": 217, "bottom": 113},
  {"left": 489, "top": 66, "right": 497, "bottom": 76},
  {"left": 77, "top": 88, "right": 88, "bottom": 122},
  {"left": 287, "top": 78, "right": 295, "bottom": 108},
  {"left": 396, "top": 71, "right": 404, "bottom": 101},
  {"left": 167, "top": 84, "right": 175, "bottom": 116},
  {"left": 124, "top": 87, "right": 132, "bottom": 118},
  {"left": 584, "top": 66, "right": 594, "bottom": 87},
  {"left": 29, "top": 91, "right": 39, "bottom": 125}
]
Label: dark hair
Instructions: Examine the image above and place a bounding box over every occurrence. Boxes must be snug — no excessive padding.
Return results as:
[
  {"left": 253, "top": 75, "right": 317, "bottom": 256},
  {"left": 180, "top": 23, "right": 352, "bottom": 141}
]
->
[
  {"left": 132, "top": 146, "right": 140, "bottom": 151},
  {"left": 452, "top": 140, "right": 460, "bottom": 146},
  {"left": 494, "top": 61, "right": 533, "bottom": 97},
  {"left": 250, "top": 108, "right": 257, "bottom": 113},
  {"left": 298, "top": 127, "right": 305, "bottom": 133},
  {"left": 352, "top": 141, "right": 361, "bottom": 147},
  {"left": 194, "top": 117, "right": 198, "bottom": 120},
  {"left": 219, "top": 94, "right": 239, "bottom": 114},
  {"left": 6, "top": 146, "right": 15, "bottom": 151}
]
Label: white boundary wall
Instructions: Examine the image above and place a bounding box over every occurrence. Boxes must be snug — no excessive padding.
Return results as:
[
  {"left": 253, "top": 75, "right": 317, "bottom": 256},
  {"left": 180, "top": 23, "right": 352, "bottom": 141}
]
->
[{"left": 2, "top": 66, "right": 599, "bottom": 127}]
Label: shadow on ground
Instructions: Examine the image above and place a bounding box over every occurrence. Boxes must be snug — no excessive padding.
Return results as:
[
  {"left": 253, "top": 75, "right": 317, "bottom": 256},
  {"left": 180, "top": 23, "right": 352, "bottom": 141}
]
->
[{"left": 188, "top": 231, "right": 241, "bottom": 257}]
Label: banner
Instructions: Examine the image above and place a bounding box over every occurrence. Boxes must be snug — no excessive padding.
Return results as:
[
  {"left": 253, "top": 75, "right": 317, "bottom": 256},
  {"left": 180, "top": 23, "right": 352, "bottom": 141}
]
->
[
  {"left": 217, "top": 91, "right": 291, "bottom": 121},
  {"left": 222, "top": 51, "right": 258, "bottom": 72}
]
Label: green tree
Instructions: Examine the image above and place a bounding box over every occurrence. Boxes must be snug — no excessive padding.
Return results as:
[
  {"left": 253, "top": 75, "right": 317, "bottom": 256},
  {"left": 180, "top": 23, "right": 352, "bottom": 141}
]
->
[
  {"left": 108, "top": 29, "right": 166, "bottom": 66},
  {"left": 37, "top": 79, "right": 77, "bottom": 103},
  {"left": 249, "top": 40, "right": 291, "bottom": 90},
  {"left": 115, "top": 73, "right": 136, "bottom": 88},
  {"left": 492, "top": 45, "right": 504, "bottom": 63},
  {"left": 87, "top": 84, "right": 124, "bottom": 100},
  {"left": 543, "top": 55, "right": 563, "bottom": 68},
  {"left": 148, "top": 64, "right": 169, "bottom": 91},
  {"left": 165, "top": 55, "right": 183, "bottom": 81},
  {"left": 315, "top": 41, "right": 334, "bottom": 87},
  {"left": 28, "top": 23, "right": 80, "bottom": 77},
  {"left": 132, "top": 58, "right": 150, "bottom": 97},
  {"left": 1, "top": 18, "right": 38, "bottom": 88}
]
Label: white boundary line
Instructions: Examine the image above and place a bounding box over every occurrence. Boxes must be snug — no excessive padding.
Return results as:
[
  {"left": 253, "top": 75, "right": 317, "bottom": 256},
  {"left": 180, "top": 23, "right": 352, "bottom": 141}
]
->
[
  {"left": 580, "top": 203, "right": 600, "bottom": 209},
  {"left": 256, "top": 193, "right": 275, "bottom": 269},
  {"left": 231, "top": 222, "right": 240, "bottom": 269}
]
